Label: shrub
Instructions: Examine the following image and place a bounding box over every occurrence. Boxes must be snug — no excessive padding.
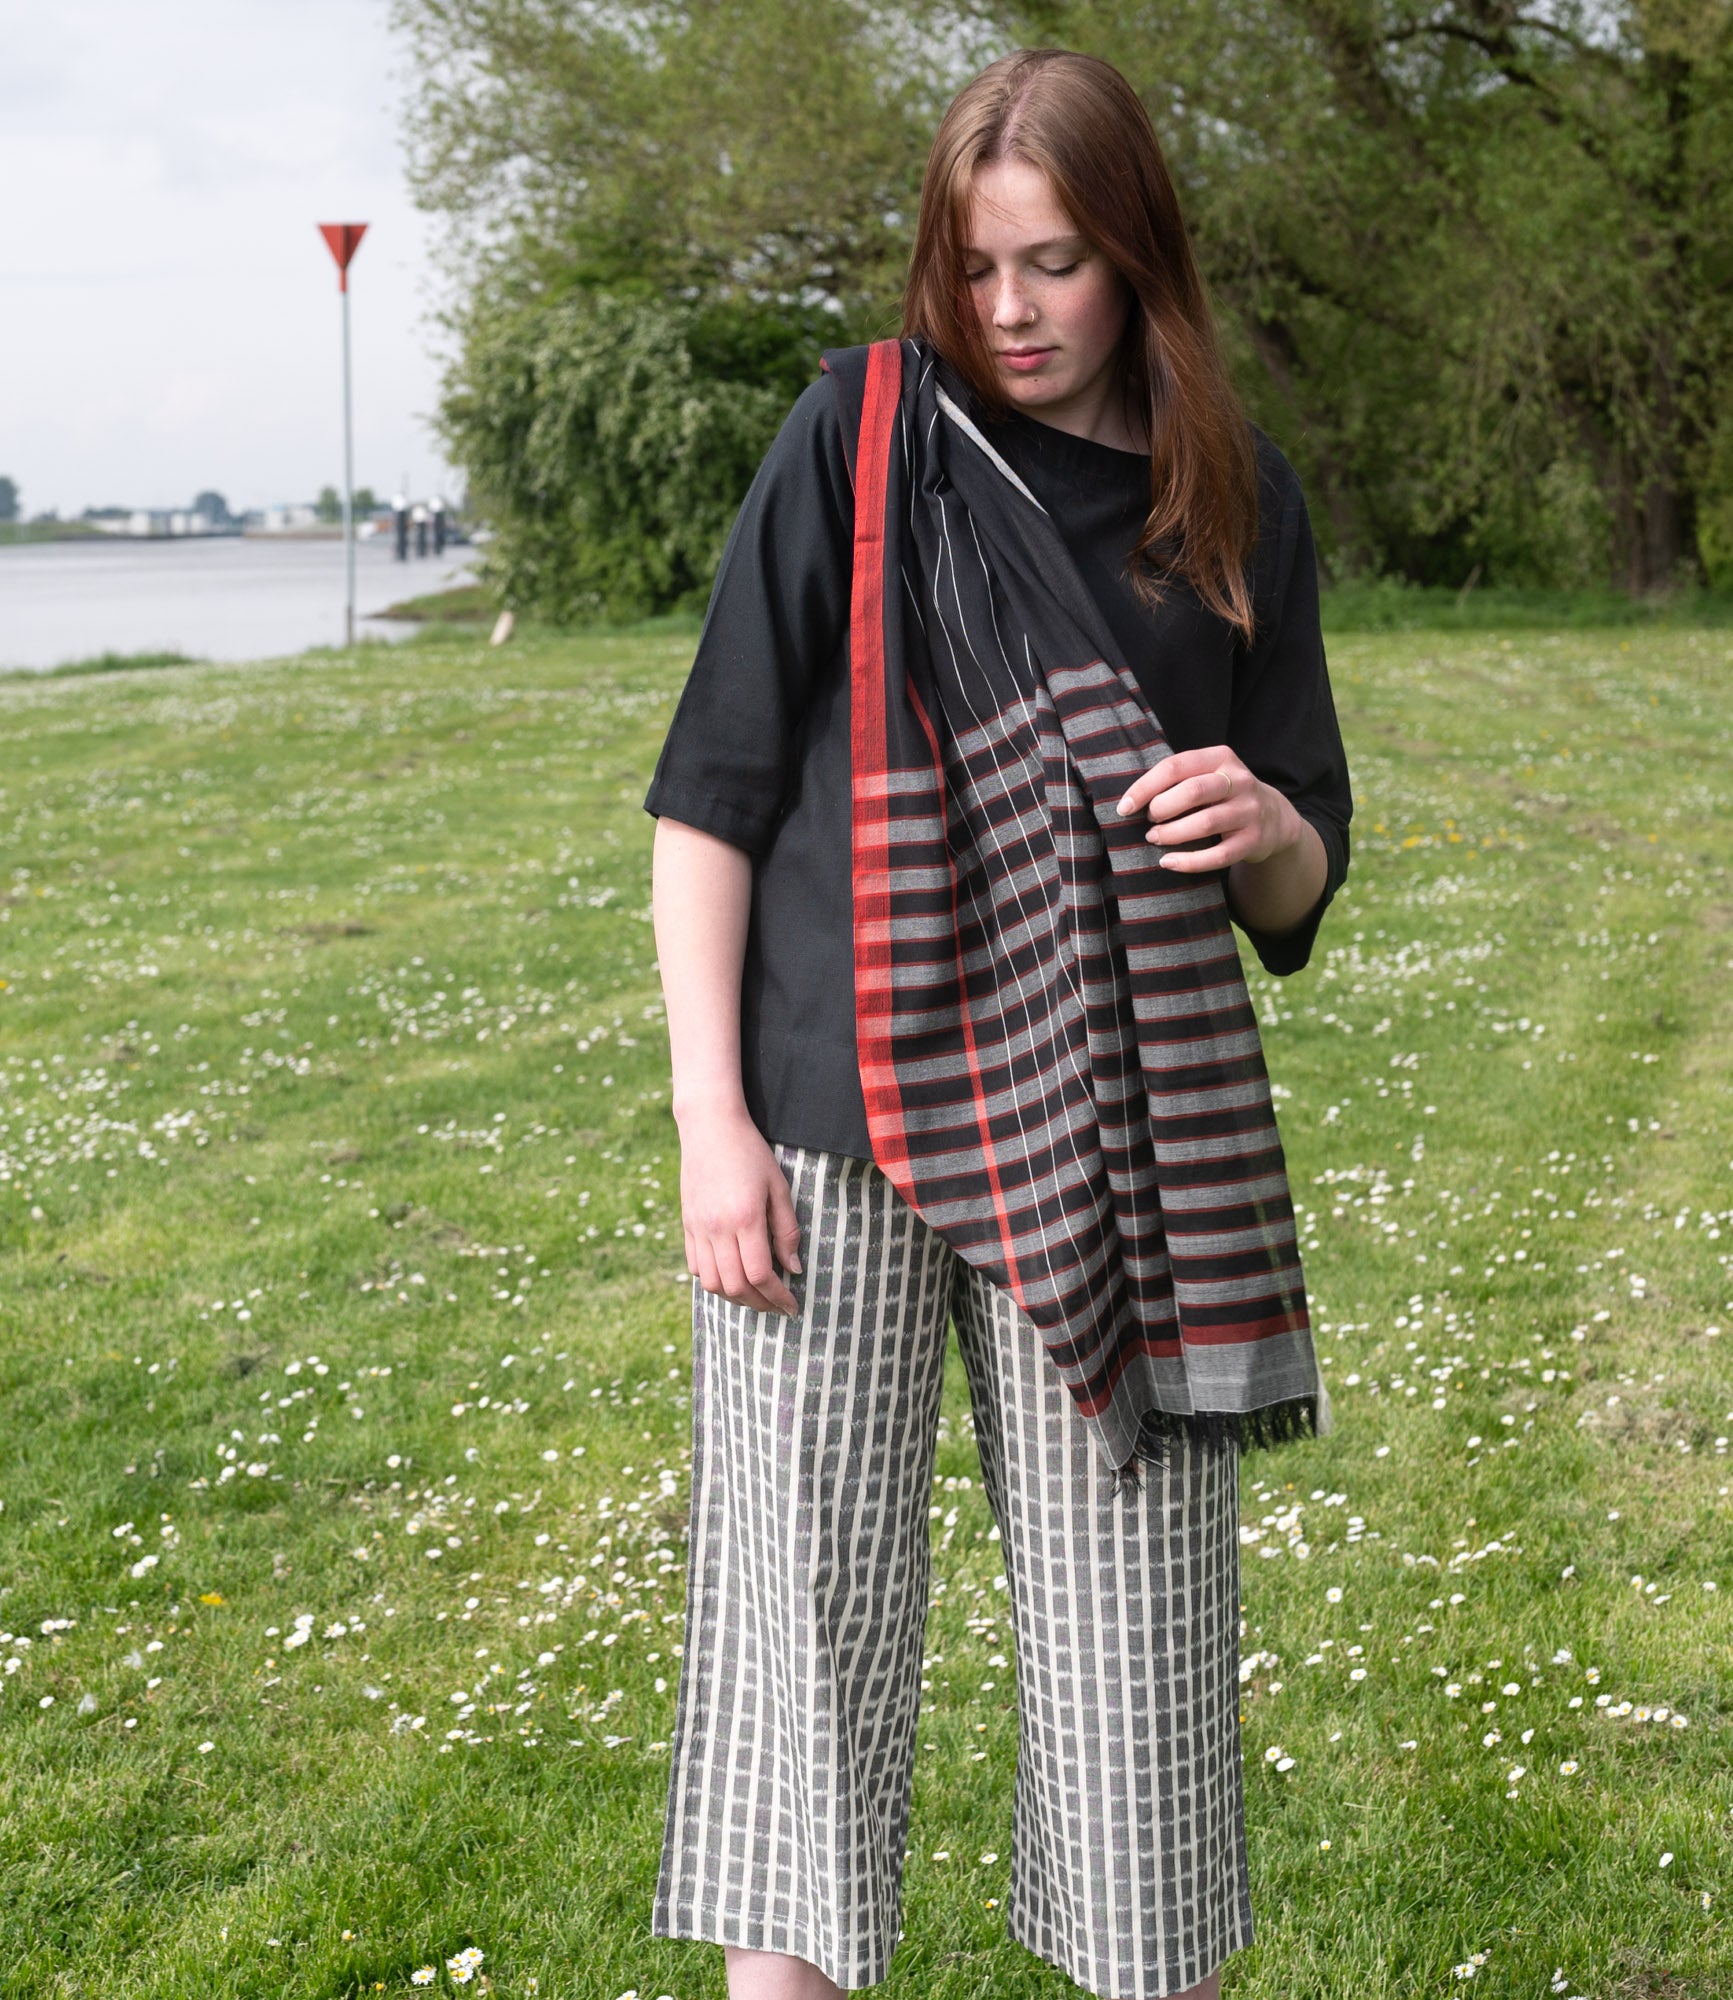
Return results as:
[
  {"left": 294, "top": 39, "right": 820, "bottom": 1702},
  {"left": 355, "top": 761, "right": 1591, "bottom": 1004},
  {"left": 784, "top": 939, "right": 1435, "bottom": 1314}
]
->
[{"left": 441, "top": 290, "right": 824, "bottom": 622}]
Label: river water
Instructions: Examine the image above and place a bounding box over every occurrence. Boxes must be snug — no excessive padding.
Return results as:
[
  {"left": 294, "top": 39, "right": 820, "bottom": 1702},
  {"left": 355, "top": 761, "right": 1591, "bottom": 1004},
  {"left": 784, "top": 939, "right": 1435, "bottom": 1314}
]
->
[{"left": 0, "top": 536, "right": 476, "bottom": 672}]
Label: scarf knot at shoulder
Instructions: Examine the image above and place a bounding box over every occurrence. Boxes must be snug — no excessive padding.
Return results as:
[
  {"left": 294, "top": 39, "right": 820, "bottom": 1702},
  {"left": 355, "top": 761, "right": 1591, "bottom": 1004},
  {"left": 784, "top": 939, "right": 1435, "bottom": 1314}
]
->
[{"left": 822, "top": 337, "right": 1331, "bottom": 1484}]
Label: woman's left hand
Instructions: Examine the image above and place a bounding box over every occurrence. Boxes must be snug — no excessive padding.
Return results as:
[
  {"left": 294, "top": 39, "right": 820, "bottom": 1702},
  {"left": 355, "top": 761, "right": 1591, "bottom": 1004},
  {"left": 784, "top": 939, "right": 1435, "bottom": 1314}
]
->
[{"left": 1115, "top": 745, "right": 1301, "bottom": 871}]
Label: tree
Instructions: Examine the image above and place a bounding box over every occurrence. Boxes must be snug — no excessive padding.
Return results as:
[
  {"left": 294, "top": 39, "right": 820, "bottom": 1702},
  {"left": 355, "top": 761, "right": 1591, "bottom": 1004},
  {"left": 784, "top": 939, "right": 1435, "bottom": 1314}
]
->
[
  {"left": 393, "top": 0, "right": 1733, "bottom": 595},
  {"left": 0, "top": 476, "right": 17, "bottom": 524},
  {"left": 354, "top": 486, "right": 379, "bottom": 517},
  {"left": 394, "top": 0, "right": 978, "bottom": 320},
  {"left": 444, "top": 289, "right": 821, "bottom": 618},
  {"left": 192, "top": 490, "right": 231, "bottom": 527},
  {"left": 1044, "top": 0, "right": 1733, "bottom": 591},
  {"left": 315, "top": 485, "right": 342, "bottom": 524},
  {"left": 393, "top": 2, "right": 1000, "bottom": 615}
]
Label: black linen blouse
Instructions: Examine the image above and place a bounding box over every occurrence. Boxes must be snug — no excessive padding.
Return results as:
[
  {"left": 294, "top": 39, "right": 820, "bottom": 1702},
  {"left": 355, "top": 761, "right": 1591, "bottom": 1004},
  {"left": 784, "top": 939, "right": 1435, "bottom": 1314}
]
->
[{"left": 644, "top": 378, "right": 1352, "bottom": 1162}]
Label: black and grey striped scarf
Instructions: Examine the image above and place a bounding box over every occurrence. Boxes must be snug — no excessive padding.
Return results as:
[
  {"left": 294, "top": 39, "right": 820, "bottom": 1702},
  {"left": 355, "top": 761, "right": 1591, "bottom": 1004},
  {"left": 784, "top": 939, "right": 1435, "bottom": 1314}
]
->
[{"left": 822, "top": 336, "right": 1330, "bottom": 1482}]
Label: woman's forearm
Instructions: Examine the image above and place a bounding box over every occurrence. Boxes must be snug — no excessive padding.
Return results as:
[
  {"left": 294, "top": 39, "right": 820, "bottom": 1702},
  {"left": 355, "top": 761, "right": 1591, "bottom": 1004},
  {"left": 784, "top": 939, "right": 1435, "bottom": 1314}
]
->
[
  {"left": 653, "top": 816, "right": 803, "bottom": 1316},
  {"left": 651, "top": 816, "right": 755, "bottom": 1125},
  {"left": 1225, "top": 806, "right": 1327, "bottom": 937}
]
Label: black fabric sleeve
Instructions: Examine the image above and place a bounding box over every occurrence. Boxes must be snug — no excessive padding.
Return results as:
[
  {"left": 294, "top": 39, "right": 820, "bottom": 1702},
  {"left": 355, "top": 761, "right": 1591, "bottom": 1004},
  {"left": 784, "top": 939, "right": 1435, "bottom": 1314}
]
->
[
  {"left": 1226, "top": 433, "right": 1353, "bottom": 976},
  {"left": 643, "top": 377, "right": 855, "bottom": 854}
]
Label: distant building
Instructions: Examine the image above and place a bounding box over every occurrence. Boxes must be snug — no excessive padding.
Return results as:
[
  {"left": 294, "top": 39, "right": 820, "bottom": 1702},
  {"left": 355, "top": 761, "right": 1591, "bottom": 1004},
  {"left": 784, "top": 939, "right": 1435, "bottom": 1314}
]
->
[
  {"left": 83, "top": 506, "right": 231, "bottom": 538},
  {"left": 258, "top": 503, "right": 320, "bottom": 533}
]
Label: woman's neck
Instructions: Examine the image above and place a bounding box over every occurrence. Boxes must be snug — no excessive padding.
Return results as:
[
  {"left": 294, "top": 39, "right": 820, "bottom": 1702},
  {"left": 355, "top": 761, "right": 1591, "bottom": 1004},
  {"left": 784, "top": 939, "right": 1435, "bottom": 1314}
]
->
[{"left": 1006, "top": 372, "right": 1149, "bottom": 454}]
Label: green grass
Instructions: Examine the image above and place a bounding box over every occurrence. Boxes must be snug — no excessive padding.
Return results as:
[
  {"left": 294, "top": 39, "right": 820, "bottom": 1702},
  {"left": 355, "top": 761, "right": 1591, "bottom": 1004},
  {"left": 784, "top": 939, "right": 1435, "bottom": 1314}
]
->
[
  {"left": 379, "top": 575, "right": 1733, "bottom": 639},
  {"left": 0, "top": 649, "right": 204, "bottom": 683},
  {"left": 0, "top": 623, "right": 1729, "bottom": 1998},
  {"left": 374, "top": 584, "right": 496, "bottom": 625},
  {"left": 0, "top": 520, "right": 106, "bottom": 545},
  {"left": 1318, "top": 578, "right": 1733, "bottom": 633}
]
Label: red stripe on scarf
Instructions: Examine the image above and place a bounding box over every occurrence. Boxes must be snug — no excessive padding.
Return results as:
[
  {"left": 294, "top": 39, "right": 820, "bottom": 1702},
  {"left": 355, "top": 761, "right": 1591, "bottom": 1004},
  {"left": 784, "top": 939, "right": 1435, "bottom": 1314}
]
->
[
  {"left": 849, "top": 340, "right": 910, "bottom": 1178},
  {"left": 848, "top": 340, "right": 1022, "bottom": 1292}
]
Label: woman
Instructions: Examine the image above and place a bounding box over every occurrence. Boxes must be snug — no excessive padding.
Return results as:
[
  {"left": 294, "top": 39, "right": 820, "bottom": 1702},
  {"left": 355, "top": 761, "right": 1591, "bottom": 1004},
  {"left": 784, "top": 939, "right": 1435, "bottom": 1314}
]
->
[{"left": 644, "top": 46, "right": 1350, "bottom": 2000}]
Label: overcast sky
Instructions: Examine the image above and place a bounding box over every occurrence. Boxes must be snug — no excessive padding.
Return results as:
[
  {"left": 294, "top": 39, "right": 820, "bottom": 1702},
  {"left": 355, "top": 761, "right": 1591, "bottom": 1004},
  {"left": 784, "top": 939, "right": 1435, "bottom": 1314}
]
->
[{"left": 0, "top": 1, "right": 452, "bottom": 518}]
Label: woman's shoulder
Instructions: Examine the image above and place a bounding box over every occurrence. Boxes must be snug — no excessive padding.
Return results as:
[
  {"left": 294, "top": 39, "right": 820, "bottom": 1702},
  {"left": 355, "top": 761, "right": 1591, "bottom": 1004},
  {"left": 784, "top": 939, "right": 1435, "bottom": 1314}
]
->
[
  {"left": 1248, "top": 423, "right": 1306, "bottom": 519},
  {"left": 756, "top": 374, "right": 856, "bottom": 498},
  {"left": 740, "top": 371, "right": 855, "bottom": 530},
  {"left": 772, "top": 372, "right": 851, "bottom": 463},
  {"left": 1233, "top": 423, "right": 1325, "bottom": 663},
  {"left": 1245, "top": 424, "right": 1315, "bottom": 593}
]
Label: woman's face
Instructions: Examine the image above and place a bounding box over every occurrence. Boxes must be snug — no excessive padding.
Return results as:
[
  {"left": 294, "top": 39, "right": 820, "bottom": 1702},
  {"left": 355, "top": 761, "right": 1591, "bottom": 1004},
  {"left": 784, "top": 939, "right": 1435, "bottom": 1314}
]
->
[{"left": 962, "top": 156, "right": 1135, "bottom": 445}]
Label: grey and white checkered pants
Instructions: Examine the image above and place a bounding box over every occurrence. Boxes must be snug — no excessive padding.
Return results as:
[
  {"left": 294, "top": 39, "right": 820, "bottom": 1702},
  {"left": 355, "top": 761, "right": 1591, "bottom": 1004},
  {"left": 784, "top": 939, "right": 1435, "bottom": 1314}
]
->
[{"left": 653, "top": 1146, "right": 1252, "bottom": 1995}]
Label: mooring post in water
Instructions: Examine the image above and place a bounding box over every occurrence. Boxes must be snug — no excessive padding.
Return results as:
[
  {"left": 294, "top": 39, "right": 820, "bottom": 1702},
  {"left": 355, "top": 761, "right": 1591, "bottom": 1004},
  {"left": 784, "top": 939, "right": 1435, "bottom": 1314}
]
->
[{"left": 317, "top": 222, "right": 369, "bottom": 646}]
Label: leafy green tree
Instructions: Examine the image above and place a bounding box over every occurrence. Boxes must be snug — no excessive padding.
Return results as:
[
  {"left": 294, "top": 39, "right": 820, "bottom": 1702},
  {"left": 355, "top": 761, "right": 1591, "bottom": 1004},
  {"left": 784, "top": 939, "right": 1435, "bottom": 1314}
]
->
[
  {"left": 0, "top": 476, "right": 17, "bottom": 524},
  {"left": 444, "top": 289, "right": 825, "bottom": 619},
  {"left": 393, "top": 0, "right": 1733, "bottom": 595},
  {"left": 392, "top": 0, "right": 988, "bottom": 615},
  {"left": 315, "top": 485, "right": 342, "bottom": 524},
  {"left": 1040, "top": 0, "right": 1733, "bottom": 590},
  {"left": 394, "top": 0, "right": 975, "bottom": 317},
  {"left": 354, "top": 486, "right": 379, "bottom": 517}
]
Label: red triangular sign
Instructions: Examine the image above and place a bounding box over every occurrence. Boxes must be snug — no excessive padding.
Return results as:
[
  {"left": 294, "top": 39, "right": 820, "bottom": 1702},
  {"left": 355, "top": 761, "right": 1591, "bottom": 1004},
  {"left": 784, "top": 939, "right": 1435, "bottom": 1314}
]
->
[{"left": 318, "top": 222, "right": 368, "bottom": 290}]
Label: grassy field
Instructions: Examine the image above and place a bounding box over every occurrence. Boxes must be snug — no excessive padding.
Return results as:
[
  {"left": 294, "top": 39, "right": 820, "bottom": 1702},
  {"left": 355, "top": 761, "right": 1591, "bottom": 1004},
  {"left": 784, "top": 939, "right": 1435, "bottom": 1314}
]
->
[{"left": 0, "top": 620, "right": 1729, "bottom": 2000}]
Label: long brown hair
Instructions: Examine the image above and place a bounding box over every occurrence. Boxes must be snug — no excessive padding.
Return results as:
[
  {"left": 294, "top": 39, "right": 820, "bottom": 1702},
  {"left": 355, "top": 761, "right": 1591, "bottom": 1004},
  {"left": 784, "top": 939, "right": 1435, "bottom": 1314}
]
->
[{"left": 902, "top": 48, "right": 1259, "bottom": 642}]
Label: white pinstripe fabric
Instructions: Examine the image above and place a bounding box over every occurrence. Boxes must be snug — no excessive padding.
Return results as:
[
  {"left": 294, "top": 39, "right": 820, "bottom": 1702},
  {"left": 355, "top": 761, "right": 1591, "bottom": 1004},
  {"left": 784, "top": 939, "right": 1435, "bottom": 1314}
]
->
[{"left": 653, "top": 1146, "right": 1252, "bottom": 1996}]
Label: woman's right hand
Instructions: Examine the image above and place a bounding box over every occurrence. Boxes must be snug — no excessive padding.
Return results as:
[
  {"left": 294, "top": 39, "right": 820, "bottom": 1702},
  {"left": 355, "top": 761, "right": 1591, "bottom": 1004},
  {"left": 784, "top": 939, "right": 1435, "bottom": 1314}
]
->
[
  {"left": 677, "top": 1104, "right": 804, "bottom": 1318},
  {"left": 651, "top": 816, "right": 801, "bottom": 1315}
]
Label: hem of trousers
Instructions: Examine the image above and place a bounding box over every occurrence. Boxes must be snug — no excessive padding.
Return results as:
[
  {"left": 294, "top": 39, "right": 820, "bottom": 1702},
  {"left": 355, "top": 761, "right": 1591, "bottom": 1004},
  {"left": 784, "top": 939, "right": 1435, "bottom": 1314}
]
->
[
  {"left": 649, "top": 1909, "right": 890, "bottom": 1992},
  {"left": 1004, "top": 1903, "right": 1253, "bottom": 2000}
]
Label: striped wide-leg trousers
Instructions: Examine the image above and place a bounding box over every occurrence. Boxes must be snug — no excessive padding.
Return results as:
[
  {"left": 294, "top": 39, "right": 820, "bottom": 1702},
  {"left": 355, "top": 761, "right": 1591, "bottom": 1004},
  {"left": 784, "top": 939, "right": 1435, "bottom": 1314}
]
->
[{"left": 653, "top": 1146, "right": 1252, "bottom": 1996}]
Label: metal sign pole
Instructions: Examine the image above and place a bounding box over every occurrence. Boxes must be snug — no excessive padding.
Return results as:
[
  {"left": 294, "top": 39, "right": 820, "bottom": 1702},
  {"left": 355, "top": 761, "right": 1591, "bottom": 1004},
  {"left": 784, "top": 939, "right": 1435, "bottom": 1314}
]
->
[
  {"left": 317, "top": 222, "right": 369, "bottom": 648},
  {"left": 341, "top": 279, "right": 355, "bottom": 645}
]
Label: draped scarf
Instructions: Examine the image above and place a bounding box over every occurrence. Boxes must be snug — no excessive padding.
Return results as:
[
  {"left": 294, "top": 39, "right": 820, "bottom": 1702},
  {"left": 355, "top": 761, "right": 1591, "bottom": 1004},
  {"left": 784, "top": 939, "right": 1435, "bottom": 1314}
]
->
[{"left": 822, "top": 336, "right": 1331, "bottom": 1484}]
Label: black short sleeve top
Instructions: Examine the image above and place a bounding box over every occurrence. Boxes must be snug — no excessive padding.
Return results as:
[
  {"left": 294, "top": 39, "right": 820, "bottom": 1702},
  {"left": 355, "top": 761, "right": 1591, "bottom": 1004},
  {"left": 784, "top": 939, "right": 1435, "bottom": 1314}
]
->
[{"left": 644, "top": 377, "right": 1353, "bottom": 1160}]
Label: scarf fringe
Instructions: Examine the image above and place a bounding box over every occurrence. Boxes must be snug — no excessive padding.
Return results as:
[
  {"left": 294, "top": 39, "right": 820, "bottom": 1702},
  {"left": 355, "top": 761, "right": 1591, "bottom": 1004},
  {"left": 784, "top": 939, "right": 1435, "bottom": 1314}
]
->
[{"left": 1108, "top": 1394, "right": 1321, "bottom": 1496}]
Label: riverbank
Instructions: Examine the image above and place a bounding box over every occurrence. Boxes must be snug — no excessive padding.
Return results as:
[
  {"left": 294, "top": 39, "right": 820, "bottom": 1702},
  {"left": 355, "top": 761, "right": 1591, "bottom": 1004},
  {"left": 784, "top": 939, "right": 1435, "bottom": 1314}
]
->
[
  {"left": 0, "top": 519, "right": 105, "bottom": 545},
  {"left": 372, "top": 581, "right": 495, "bottom": 623}
]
